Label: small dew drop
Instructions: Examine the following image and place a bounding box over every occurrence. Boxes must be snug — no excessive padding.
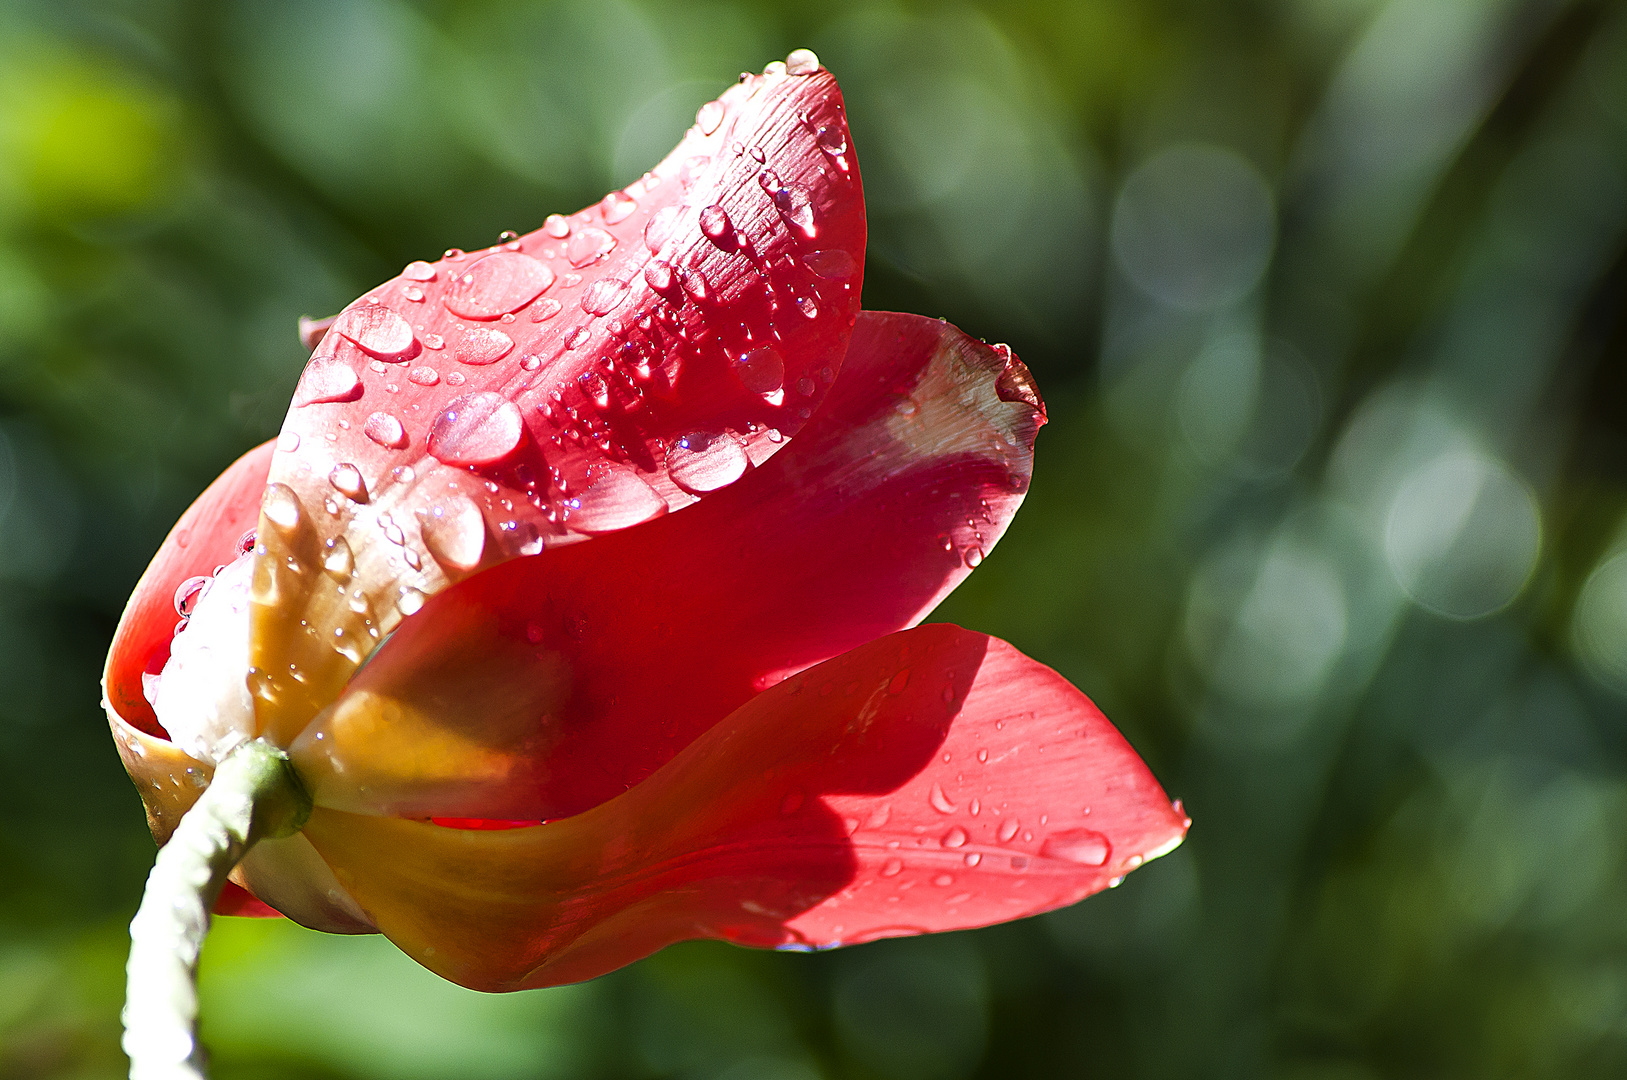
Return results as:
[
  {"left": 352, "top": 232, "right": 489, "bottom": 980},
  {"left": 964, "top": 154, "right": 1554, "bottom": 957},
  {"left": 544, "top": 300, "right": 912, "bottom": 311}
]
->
[
  {"left": 363, "top": 411, "right": 408, "bottom": 449},
  {"left": 696, "top": 99, "right": 725, "bottom": 135},
  {"left": 942, "top": 826, "right": 968, "bottom": 849},
  {"left": 699, "top": 204, "right": 733, "bottom": 246},
  {"left": 544, "top": 214, "right": 570, "bottom": 238},
  {"left": 880, "top": 858, "right": 903, "bottom": 878},
  {"left": 262, "top": 484, "right": 303, "bottom": 532},
  {"left": 329, "top": 463, "right": 368, "bottom": 501},
  {"left": 600, "top": 190, "right": 638, "bottom": 224},
  {"left": 322, "top": 537, "right": 354, "bottom": 579},
  {"left": 427, "top": 392, "right": 524, "bottom": 467},
  {"left": 785, "top": 48, "right": 819, "bottom": 75},
  {"left": 1040, "top": 830, "right": 1112, "bottom": 867},
  {"left": 397, "top": 587, "right": 426, "bottom": 616},
  {"left": 418, "top": 496, "right": 486, "bottom": 571},
  {"left": 929, "top": 782, "right": 957, "bottom": 814},
  {"left": 403, "top": 260, "right": 437, "bottom": 281},
  {"left": 407, "top": 365, "right": 439, "bottom": 386}
]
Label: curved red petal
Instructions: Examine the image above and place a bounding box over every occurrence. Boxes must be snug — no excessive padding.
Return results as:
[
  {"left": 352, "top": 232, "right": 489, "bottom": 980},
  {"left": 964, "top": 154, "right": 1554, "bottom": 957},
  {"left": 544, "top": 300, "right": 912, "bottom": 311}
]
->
[
  {"left": 103, "top": 439, "right": 274, "bottom": 739},
  {"left": 250, "top": 63, "right": 865, "bottom": 746},
  {"left": 290, "top": 313, "right": 1045, "bottom": 820},
  {"left": 214, "top": 880, "right": 281, "bottom": 919},
  {"left": 299, "top": 625, "right": 1186, "bottom": 991}
]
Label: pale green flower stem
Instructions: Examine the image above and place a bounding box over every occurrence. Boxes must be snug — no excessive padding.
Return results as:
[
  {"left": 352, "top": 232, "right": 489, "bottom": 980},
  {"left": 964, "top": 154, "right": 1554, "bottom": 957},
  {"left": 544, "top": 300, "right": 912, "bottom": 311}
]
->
[{"left": 123, "top": 739, "right": 311, "bottom": 1080}]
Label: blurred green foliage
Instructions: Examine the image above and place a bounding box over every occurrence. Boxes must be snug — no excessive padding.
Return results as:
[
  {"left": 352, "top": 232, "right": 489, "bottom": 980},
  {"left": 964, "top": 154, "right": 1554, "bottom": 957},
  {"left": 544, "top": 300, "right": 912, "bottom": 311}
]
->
[{"left": 2, "top": 0, "right": 1626, "bottom": 1077}]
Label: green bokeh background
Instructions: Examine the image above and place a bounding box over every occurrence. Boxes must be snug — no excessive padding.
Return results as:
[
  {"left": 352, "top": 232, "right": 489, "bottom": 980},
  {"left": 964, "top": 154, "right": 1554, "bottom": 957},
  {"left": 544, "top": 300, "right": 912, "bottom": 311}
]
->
[{"left": 3, "top": 1, "right": 1627, "bottom": 1077}]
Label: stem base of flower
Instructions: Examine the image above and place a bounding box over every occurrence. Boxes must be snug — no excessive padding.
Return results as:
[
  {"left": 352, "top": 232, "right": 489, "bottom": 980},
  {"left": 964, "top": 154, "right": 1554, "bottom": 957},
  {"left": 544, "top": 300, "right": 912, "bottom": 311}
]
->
[{"left": 123, "top": 738, "right": 309, "bottom": 1080}]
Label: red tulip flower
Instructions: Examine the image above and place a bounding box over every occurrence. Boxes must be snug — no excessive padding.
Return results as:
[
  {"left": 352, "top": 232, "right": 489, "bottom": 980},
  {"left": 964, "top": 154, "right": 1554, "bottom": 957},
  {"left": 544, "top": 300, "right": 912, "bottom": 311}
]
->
[{"left": 103, "top": 52, "right": 1187, "bottom": 1077}]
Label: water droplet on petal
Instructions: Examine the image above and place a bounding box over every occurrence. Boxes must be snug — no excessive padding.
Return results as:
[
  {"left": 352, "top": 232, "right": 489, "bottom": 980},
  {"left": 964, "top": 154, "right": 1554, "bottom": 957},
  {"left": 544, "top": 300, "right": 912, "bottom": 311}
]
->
[
  {"left": 929, "top": 783, "right": 957, "bottom": 814},
  {"left": 993, "top": 344, "right": 1044, "bottom": 413},
  {"left": 403, "top": 260, "right": 437, "bottom": 281},
  {"left": 428, "top": 392, "right": 524, "bottom": 467},
  {"left": 880, "top": 858, "right": 903, "bottom": 877},
  {"left": 363, "top": 411, "right": 407, "bottom": 449},
  {"left": 262, "top": 483, "right": 303, "bottom": 532},
  {"left": 643, "top": 206, "right": 680, "bottom": 252},
  {"left": 600, "top": 190, "right": 637, "bottom": 224},
  {"left": 407, "top": 365, "right": 439, "bottom": 386},
  {"left": 785, "top": 48, "right": 819, "bottom": 75},
  {"left": 276, "top": 430, "right": 300, "bottom": 452},
  {"left": 422, "top": 333, "right": 445, "bottom": 351},
  {"left": 678, "top": 268, "right": 709, "bottom": 301},
  {"left": 333, "top": 305, "right": 418, "bottom": 361},
  {"left": 401, "top": 285, "right": 424, "bottom": 302},
  {"left": 732, "top": 346, "right": 785, "bottom": 401},
  {"left": 455, "top": 326, "right": 515, "bottom": 365},
  {"left": 174, "top": 576, "right": 210, "bottom": 618},
  {"left": 329, "top": 463, "right": 367, "bottom": 501},
  {"left": 529, "top": 297, "right": 563, "bottom": 322},
  {"left": 933, "top": 874, "right": 954, "bottom": 887},
  {"left": 544, "top": 214, "right": 570, "bottom": 238},
  {"left": 1041, "top": 830, "right": 1111, "bottom": 866},
  {"left": 565, "top": 464, "right": 666, "bottom": 534},
  {"left": 888, "top": 669, "right": 910, "bottom": 694},
  {"left": 666, "top": 432, "right": 748, "bottom": 494},
  {"left": 580, "top": 278, "right": 629, "bottom": 316},
  {"left": 418, "top": 496, "right": 486, "bottom": 571},
  {"left": 396, "top": 587, "right": 426, "bottom": 616},
  {"left": 699, "top": 204, "right": 733, "bottom": 245},
  {"left": 803, "top": 249, "right": 857, "bottom": 279},
  {"left": 796, "top": 295, "right": 818, "bottom": 319},
  {"left": 322, "top": 537, "right": 354, "bottom": 579},
  {"left": 942, "top": 826, "right": 968, "bottom": 848},
  {"left": 997, "top": 818, "right": 1021, "bottom": 843},
  {"left": 964, "top": 547, "right": 983, "bottom": 569},
  {"left": 773, "top": 183, "right": 815, "bottom": 236},
  {"left": 444, "top": 252, "right": 554, "bottom": 319},
  {"left": 566, "top": 227, "right": 616, "bottom": 268},
  {"left": 293, "top": 358, "right": 362, "bottom": 406},
  {"left": 644, "top": 261, "right": 675, "bottom": 291},
  {"left": 696, "top": 99, "right": 725, "bottom": 135},
  {"left": 815, "top": 125, "right": 847, "bottom": 156}
]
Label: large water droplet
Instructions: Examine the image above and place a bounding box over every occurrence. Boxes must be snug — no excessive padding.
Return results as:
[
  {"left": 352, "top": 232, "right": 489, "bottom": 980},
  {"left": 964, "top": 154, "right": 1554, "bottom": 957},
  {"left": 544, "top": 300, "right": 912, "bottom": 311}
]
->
[
  {"left": 363, "top": 411, "right": 408, "bottom": 449},
  {"left": 699, "top": 204, "right": 733, "bottom": 246},
  {"left": 444, "top": 252, "right": 554, "bottom": 320},
  {"left": 815, "top": 125, "right": 847, "bottom": 156},
  {"left": 696, "top": 99, "right": 725, "bottom": 135},
  {"left": 407, "top": 365, "right": 439, "bottom": 387},
  {"left": 566, "top": 227, "right": 616, "bottom": 268},
  {"left": 942, "top": 826, "right": 968, "bottom": 849},
  {"left": 262, "top": 483, "right": 303, "bottom": 532},
  {"left": 418, "top": 496, "right": 486, "bottom": 571},
  {"left": 397, "top": 586, "right": 426, "bottom": 616},
  {"left": 785, "top": 48, "right": 819, "bottom": 75},
  {"left": 293, "top": 357, "right": 363, "bottom": 406},
  {"left": 803, "top": 249, "right": 856, "bottom": 279},
  {"left": 997, "top": 818, "right": 1021, "bottom": 844},
  {"left": 428, "top": 392, "right": 524, "bottom": 467},
  {"left": 880, "top": 858, "right": 903, "bottom": 877},
  {"left": 403, "top": 260, "right": 437, "bottom": 281},
  {"left": 565, "top": 464, "right": 666, "bottom": 534},
  {"left": 929, "top": 783, "right": 957, "bottom": 814},
  {"left": 580, "top": 278, "right": 629, "bottom": 316},
  {"left": 333, "top": 305, "right": 418, "bottom": 361},
  {"left": 732, "top": 345, "right": 785, "bottom": 401},
  {"left": 600, "top": 190, "right": 638, "bottom": 224},
  {"left": 329, "top": 463, "right": 368, "bottom": 502},
  {"left": 1040, "top": 830, "right": 1111, "bottom": 867},
  {"left": 666, "top": 432, "right": 749, "bottom": 494},
  {"left": 455, "top": 326, "right": 515, "bottom": 366},
  {"left": 643, "top": 206, "right": 680, "bottom": 252},
  {"left": 544, "top": 214, "right": 570, "bottom": 238}
]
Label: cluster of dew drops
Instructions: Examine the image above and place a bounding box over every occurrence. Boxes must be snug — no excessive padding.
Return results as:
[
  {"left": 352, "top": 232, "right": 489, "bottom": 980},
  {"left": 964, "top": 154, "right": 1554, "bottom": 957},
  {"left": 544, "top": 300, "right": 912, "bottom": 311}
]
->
[{"left": 290, "top": 48, "right": 860, "bottom": 558}]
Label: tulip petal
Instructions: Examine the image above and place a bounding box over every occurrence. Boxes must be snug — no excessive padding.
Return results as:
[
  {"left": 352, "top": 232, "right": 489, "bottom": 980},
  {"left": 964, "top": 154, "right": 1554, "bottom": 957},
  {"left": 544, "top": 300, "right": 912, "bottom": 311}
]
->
[
  {"left": 291, "top": 313, "right": 1045, "bottom": 821},
  {"left": 103, "top": 439, "right": 273, "bottom": 741},
  {"left": 300, "top": 625, "right": 1186, "bottom": 991},
  {"left": 250, "top": 64, "right": 866, "bottom": 747}
]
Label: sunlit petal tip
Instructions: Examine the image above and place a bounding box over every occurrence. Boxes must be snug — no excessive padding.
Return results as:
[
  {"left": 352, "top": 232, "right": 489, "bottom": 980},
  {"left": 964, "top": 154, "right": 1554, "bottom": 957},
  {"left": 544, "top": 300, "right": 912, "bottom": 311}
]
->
[{"left": 251, "top": 67, "right": 867, "bottom": 747}]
